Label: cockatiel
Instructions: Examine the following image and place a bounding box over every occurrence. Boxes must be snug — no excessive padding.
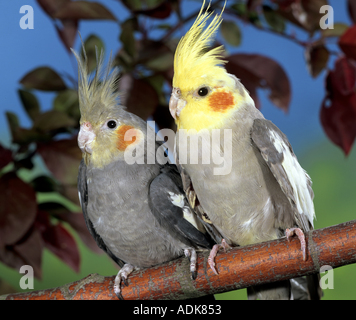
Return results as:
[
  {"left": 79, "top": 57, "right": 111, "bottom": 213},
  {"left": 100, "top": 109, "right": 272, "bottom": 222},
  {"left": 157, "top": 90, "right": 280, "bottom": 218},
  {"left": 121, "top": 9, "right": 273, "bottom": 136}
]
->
[
  {"left": 169, "top": 2, "right": 322, "bottom": 300},
  {"left": 72, "top": 44, "right": 214, "bottom": 300}
]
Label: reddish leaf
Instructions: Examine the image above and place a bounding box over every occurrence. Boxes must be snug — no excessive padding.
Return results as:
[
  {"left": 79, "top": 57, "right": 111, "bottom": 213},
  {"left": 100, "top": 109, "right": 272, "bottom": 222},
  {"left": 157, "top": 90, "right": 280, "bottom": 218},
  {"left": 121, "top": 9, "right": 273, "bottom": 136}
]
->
[
  {"left": 30, "top": 175, "right": 58, "bottom": 193},
  {"left": 138, "top": 40, "right": 173, "bottom": 71},
  {"left": 56, "top": 19, "right": 78, "bottom": 52},
  {"left": 38, "top": 202, "right": 99, "bottom": 253},
  {"left": 275, "top": 0, "right": 327, "bottom": 33},
  {"left": 20, "top": 67, "right": 67, "bottom": 91},
  {"left": 320, "top": 57, "right": 356, "bottom": 155},
  {"left": 0, "top": 172, "right": 37, "bottom": 247},
  {"left": 348, "top": 0, "right": 356, "bottom": 24},
  {"left": 0, "top": 144, "right": 13, "bottom": 170},
  {"left": 122, "top": 0, "right": 172, "bottom": 19},
  {"left": 119, "top": 74, "right": 159, "bottom": 120},
  {"left": 247, "top": 0, "right": 263, "bottom": 11},
  {"left": 37, "top": 137, "right": 82, "bottom": 185},
  {"left": 134, "top": 2, "right": 172, "bottom": 19},
  {"left": 0, "top": 228, "right": 43, "bottom": 279},
  {"left": 226, "top": 54, "right": 291, "bottom": 111},
  {"left": 56, "top": 211, "right": 102, "bottom": 254},
  {"left": 59, "top": 184, "right": 81, "bottom": 207},
  {"left": 305, "top": 44, "right": 329, "bottom": 78},
  {"left": 36, "top": 211, "right": 80, "bottom": 272},
  {"left": 5, "top": 112, "right": 44, "bottom": 146},
  {"left": 37, "top": 0, "right": 69, "bottom": 18},
  {"left": 33, "top": 110, "right": 76, "bottom": 133},
  {"left": 328, "top": 56, "right": 356, "bottom": 95},
  {"left": 54, "top": 1, "right": 116, "bottom": 20},
  {"left": 339, "top": 25, "right": 356, "bottom": 61},
  {"left": 271, "top": 0, "right": 298, "bottom": 10}
]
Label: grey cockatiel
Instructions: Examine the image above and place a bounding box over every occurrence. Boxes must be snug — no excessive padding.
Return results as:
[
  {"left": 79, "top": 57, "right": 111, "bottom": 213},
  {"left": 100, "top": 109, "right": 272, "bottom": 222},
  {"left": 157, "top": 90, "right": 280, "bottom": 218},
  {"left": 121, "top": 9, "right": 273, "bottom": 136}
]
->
[
  {"left": 72, "top": 44, "right": 214, "bottom": 299},
  {"left": 168, "top": 2, "right": 322, "bottom": 300}
]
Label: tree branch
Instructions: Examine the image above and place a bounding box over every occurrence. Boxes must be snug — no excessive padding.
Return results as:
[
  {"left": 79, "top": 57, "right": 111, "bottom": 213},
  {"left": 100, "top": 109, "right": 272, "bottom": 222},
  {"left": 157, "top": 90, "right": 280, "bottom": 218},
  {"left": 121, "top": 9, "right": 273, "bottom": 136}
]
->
[{"left": 2, "top": 220, "right": 356, "bottom": 300}]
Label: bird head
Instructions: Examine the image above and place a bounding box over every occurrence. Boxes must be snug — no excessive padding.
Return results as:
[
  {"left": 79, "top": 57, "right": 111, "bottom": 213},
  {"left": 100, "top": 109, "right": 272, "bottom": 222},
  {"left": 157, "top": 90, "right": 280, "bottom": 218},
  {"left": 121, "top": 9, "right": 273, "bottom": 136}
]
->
[
  {"left": 170, "top": 1, "right": 254, "bottom": 131},
  {"left": 72, "top": 45, "right": 142, "bottom": 168}
]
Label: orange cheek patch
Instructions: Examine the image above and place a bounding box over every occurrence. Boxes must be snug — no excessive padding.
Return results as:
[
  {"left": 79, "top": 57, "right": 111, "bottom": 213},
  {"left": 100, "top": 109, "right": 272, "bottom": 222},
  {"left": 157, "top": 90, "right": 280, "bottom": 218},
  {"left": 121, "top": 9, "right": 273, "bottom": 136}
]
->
[
  {"left": 208, "top": 90, "right": 235, "bottom": 112},
  {"left": 116, "top": 125, "right": 138, "bottom": 151}
]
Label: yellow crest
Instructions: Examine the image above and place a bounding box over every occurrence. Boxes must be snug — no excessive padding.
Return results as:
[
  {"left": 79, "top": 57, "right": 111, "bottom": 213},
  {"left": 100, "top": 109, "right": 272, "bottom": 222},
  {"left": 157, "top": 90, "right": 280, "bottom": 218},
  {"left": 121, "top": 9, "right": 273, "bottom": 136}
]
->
[{"left": 173, "top": 0, "right": 226, "bottom": 90}]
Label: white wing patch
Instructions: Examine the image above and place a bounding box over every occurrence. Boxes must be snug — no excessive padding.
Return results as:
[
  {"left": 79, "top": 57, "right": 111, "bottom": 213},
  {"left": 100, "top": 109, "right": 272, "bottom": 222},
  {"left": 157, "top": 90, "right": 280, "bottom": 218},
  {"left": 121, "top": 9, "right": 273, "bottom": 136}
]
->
[
  {"left": 168, "top": 191, "right": 184, "bottom": 208},
  {"left": 269, "top": 130, "right": 315, "bottom": 227},
  {"left": 168, "top": 191, "right": 200, "bottom": 230}
]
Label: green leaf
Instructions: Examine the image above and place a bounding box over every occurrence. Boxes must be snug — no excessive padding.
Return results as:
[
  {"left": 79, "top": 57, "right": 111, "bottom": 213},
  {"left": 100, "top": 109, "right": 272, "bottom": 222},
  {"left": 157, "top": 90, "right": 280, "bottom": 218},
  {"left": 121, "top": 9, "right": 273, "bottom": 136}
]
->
[
  {"left": 220, "top": 20, "right": 242, "bottom": 47},
  {"left": 322, "top": 23, "right": 349, "bottom": 38},
  {"left": 81, "top": 35, "right": 105, "bottom": 74},
  {"left": 231, "top": 3, "right": 247, "bottom": 17},
  {"left": 5, "top": 112, "right": 20, "bottom": 134},
  {"left": 120, "top": 18, "right": 137, "bottom": 58},
  {"left": 18, "top": 89, "right": 40, "bottom": 122},
  {"left": 53, "top": 89, "right": 80, "bottom": 121},
  {"left": 263, "top": 5, "right": 285, "bottom": 33},
  {"left": 121, "top": 0, "right": 165, "bottom": 11},
  {"left": 20, "top": 67, "right": 67, "bottom": 91},
  {"left": 145, "top": 51, "right": 173, "bottom": 71}
]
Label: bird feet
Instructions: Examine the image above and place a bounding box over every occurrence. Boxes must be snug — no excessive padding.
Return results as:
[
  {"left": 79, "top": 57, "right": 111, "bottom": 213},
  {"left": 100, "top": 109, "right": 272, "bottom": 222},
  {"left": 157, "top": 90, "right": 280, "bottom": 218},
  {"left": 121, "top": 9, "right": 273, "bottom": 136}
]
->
[
  {"left": 114, "top": 263, "right": 134, "bottom": 300},
  {"left": 285, "top": 227, "right": 306, "bottom": 261},
  {"left": 184, "top": 248, "right": 198, "bottom": 279},
  {"left": 208, "top": 239, "right": 231, "bottom": 275}
]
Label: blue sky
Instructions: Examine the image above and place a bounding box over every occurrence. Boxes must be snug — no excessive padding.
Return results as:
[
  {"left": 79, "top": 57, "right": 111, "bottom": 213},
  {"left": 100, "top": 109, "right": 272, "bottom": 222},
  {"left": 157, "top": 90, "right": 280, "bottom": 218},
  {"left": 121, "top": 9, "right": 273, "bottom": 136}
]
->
[{"left": 0, "top": 0, "right": 351, "bottom": 155}]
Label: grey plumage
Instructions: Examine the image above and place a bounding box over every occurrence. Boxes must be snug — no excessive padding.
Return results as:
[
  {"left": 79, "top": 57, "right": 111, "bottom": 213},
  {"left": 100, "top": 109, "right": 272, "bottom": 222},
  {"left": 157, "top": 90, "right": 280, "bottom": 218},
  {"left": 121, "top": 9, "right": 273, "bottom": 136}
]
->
[{"left": 74, "top": 44, "right": 213, "bottom": 299}]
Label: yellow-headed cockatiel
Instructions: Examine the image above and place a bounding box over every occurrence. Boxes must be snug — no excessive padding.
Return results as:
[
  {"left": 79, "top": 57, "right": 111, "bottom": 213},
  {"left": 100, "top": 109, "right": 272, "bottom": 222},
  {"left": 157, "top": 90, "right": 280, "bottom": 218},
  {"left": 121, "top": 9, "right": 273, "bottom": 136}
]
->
[
  {"left": 72, "top": 43, "right": 214, "bottom": 299},
  {"left": 169, "top": 2, "right": 321, "bottom": 300}
]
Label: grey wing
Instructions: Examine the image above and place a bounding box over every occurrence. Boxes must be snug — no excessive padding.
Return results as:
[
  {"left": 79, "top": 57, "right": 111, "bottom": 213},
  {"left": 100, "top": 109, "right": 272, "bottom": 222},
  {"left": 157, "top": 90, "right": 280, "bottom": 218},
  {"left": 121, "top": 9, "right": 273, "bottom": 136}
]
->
[
  {"left": 251, "top": 119, "right": 315, "bottom": 231},
  {"left": 148, "top": 164, "right": 214, "bottom": 249},
  {"left": 77, "top": 159, "right": 125, "bottom": 268}
]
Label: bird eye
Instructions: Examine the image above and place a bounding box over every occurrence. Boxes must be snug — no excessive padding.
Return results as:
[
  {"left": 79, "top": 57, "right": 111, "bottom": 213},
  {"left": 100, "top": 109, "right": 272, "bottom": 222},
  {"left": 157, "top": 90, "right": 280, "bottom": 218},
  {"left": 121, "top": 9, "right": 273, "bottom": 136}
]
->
[
  {"left": 107, "top": 120, "right": 117, "bottom": 129},
  {"left": 198, "top": 87, "right": 209, "bottom": 97}
]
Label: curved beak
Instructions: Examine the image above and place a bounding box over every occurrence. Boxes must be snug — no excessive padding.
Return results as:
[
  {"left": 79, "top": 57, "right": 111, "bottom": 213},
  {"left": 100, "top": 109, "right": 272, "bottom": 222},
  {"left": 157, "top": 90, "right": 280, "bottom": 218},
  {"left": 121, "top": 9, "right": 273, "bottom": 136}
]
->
[
  {"left": 78, "top": 122, "right": 96, "bottom": 154},
  {"left": 169, "top": 88, "right": 186, "bottom": 120}
]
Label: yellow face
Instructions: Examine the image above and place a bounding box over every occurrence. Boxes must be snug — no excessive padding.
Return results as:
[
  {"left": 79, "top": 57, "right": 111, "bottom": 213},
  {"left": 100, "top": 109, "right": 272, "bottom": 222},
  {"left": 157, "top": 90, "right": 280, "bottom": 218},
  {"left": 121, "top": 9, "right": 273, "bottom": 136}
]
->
[
  {"left": 78, "top": 117, "right": 142, "bottom": 168},
  {"left": 169, "top": 71, "right": 245, "bottom": 131}
]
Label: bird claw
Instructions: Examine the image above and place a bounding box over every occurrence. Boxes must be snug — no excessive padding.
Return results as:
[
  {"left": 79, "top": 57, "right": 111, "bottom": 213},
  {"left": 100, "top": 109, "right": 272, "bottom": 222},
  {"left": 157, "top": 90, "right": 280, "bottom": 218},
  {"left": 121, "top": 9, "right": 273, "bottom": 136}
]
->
[
  {"left": 208, "top": 239, "right": 231, "bottom": 275},
  {"left": 285, "top": 227, "right": 306, "bottom": 261},
  {"left": 114, "top": 264, "right": 134, "bottom": 299},
  {"left": 184, "top": 248, "right": 198, "bottom": 280}
]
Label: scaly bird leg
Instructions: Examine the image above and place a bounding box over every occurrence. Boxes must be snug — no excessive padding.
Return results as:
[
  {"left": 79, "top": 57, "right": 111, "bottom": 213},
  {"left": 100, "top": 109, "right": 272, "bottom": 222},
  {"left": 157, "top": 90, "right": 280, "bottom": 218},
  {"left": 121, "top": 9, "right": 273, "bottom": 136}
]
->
[
  {"left": 184, "top": 248, "right": 198, "bottom": 280},
  {"left": 208, "top": 239, "right": 231, "bottom": 275},
  {"left": 114, "top": 263, "right": 134, "bottom": 300},
  {"left": 285, "top": 227, "right": 306, "bottom": 261}
]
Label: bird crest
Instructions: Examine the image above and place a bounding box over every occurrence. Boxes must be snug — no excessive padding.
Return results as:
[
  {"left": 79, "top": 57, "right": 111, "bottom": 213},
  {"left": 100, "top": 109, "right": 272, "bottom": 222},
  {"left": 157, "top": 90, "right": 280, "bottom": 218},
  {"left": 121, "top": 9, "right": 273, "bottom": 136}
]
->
[
  {"left": 71, "top": 40, "right": 121, "bottom": 122},
  {"left": 173, "top": 0, "right": 226, "bottom": 89}
]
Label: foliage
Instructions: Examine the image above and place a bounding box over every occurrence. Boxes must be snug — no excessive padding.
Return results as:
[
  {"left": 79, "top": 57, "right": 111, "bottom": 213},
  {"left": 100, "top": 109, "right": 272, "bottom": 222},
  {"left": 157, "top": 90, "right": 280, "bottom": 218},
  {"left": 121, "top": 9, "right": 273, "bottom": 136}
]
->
[{"left": 1, "top": 0, "right": 356, "bottom": 285}]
